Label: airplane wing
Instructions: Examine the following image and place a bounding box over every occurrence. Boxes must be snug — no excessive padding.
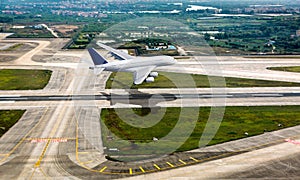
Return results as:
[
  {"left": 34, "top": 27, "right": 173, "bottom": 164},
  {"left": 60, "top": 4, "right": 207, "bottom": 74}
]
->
[
  {"left": 97, "top": 42, "right": 134, "bottom": 60},
  {"left": 132, "top": 66, "right": 156, "bottom": 85}
]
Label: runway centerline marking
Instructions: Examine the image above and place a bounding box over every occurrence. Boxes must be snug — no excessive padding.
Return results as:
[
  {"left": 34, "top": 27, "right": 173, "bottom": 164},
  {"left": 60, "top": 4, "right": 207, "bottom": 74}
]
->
[
  {"left": 34, "top": 139, "right": 51, "bottom": 167},
  {"left": 33, "top": 105, "right": 68, "bottom": 168}
]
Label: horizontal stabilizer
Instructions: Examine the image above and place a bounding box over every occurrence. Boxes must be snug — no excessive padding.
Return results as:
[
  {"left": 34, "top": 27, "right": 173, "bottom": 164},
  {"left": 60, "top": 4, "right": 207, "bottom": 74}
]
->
[
  {"left": 88, "top": 48, "right": 108, "bottom": 65},
  {"left": 110, "top": 52, "right": 126, "bottom": 60}
]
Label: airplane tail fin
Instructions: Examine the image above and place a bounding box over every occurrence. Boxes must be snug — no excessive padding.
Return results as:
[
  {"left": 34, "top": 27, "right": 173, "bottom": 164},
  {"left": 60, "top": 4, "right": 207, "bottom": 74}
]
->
[{"left": 88, "top": 48, "right": 108, "bottom": 65}]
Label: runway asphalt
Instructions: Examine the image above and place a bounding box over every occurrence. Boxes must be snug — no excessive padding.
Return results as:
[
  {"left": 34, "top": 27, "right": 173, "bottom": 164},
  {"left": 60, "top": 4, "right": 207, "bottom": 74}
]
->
[{"left": 0, "top": 92, "right": 299, "bottom": 101}]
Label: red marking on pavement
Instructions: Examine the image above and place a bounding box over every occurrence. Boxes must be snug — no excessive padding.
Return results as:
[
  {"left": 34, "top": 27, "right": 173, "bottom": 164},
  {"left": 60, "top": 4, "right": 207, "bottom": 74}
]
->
[
  {"left": 30, "top": 138, "right": 68, "bottom": 143},
  {"left": 285, "top": 139, "right": 300, "bottom": 145}
]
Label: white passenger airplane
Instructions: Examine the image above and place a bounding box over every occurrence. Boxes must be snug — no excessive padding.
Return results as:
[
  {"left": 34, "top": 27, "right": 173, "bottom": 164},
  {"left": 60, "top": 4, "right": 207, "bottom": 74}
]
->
[{"left": 88, "top": 42, "right": 177, "bottom": 85}]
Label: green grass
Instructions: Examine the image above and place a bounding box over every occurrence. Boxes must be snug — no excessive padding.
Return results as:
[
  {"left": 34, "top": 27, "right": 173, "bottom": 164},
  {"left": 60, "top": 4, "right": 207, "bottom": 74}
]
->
[
  {"left": 0, "top": 110, "right": 25, "bottom": 137},
  {"left": 0, "top": 43, "right": 24, "bottom": 52},
  {"left": 106, "top": 71, "right": 300, "bottom": 89},
  {"left": 102, "top": 108, "right": 180, "bottom": 142},
  {"left": 0, "top": 69, "right": 52, "bottom": 90},
  {"left": 267, "top": 66, "right": 300, "bottom": 73},
  {"left": 101, "top": 106, "right": 300, "bottom": 154},
  {"left": 8, "top": 28, "right": 54, "bottom": 38},
  {"left": 182, "top": 106, "right": 299, "bottom": 151}
]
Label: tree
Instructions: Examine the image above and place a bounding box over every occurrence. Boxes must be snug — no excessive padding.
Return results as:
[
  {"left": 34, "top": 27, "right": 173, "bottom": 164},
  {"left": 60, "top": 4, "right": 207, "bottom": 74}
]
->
[{"left": 204, "top": 33, "right": 210, "bottom": 41}]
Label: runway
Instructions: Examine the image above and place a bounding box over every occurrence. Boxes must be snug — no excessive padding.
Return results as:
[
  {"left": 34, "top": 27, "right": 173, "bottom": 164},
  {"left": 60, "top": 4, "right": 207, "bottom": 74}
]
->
[{"left": 0, "top": 92, "right": 300, "bottom": 102}]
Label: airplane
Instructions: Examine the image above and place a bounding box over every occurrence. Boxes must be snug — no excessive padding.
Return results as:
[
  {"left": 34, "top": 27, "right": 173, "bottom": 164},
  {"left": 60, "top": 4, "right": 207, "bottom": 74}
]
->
[{"left": 88, "top": 42, "right": 177, "bottom": 85}]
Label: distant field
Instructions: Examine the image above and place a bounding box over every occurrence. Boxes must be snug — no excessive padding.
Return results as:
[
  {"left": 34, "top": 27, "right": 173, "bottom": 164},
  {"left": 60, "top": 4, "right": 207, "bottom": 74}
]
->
[
  {"left": 4, "top": 43, "right": 24, "bottom": 51},
  {"left": 267, "top": 66, "right": 300, "bottom": 73},
  {"left": 8, "top": 27, "right": 54, "bottom": 38},
  {"left": 101, "top": 106, "right": 300, "bottom": 153},
  {"left": 106, "top": 72, "right": 300, "bottom": 89},
  {"left": 0, "top": 110, "right": 25, "bottom": 137},
  {"left": 0, "top": 69, "right": 52, "bottom": 90},
  {"left": 0, "top": 43, "right": 23, "bottom": 51}
]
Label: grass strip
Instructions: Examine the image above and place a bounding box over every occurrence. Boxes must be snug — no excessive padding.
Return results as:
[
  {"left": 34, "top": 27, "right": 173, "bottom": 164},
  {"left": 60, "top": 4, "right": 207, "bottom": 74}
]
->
[
  {"left": 0, "top": 110, "right": 25, "bottom": 137},
  {"left": 267, "top": 66, "right": 300, "bottom": 73},
  {"left": 106, "top": 72, "right": 300, "bottom": 89},
  {"left": 0, "top": 69, "right": 52, "bottom": 90},
  {"left": 101, "top": 106, "right": 300, "bottom": 152}
]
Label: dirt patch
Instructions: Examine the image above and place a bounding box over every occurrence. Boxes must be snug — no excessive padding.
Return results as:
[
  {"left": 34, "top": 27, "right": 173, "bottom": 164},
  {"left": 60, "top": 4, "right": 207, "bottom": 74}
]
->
[
  {"left": 51, "top": 25, "right": 79, "bottom": 37},
  {"left": 44, "top": 38, "right": 70, "bottom": 49},
  {"left": 0, "top": 43, "right": 37, "bottom": 53},
  {"left": 0, "top": 55, "right": 18, "bottom": 62},
  {"left": 31, "top": 55, "right": 53, "bottom": 63},
  {"left": 212, "top": 47, "right": 255, "bottom": 55},
  {"left": 32, "top": 55, "right": 80, "bottom": 63}
]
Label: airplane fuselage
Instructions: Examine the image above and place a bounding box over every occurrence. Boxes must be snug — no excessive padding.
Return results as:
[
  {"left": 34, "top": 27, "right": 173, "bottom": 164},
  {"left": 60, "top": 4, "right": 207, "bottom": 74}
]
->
[{"left": 97, "top": 56, "right": 176, "bottom": 72}]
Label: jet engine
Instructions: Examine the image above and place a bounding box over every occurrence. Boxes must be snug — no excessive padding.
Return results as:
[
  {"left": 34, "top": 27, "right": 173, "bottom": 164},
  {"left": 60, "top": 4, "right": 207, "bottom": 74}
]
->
[
  {"left": 145, "top": 77, "right": 155, "bottom": 83},
  {"left": 149, "top": 72, "right": 158, "bottom": 77}
]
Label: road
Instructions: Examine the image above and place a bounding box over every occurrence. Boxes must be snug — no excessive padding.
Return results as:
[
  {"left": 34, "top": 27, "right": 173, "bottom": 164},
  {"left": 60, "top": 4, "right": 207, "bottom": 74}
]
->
[
  {"left": 1, "top": 39, "right": 300, "bottom": 179},
  {"left": 40, "top": 24, "right": 59, "bottom": 38}
]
